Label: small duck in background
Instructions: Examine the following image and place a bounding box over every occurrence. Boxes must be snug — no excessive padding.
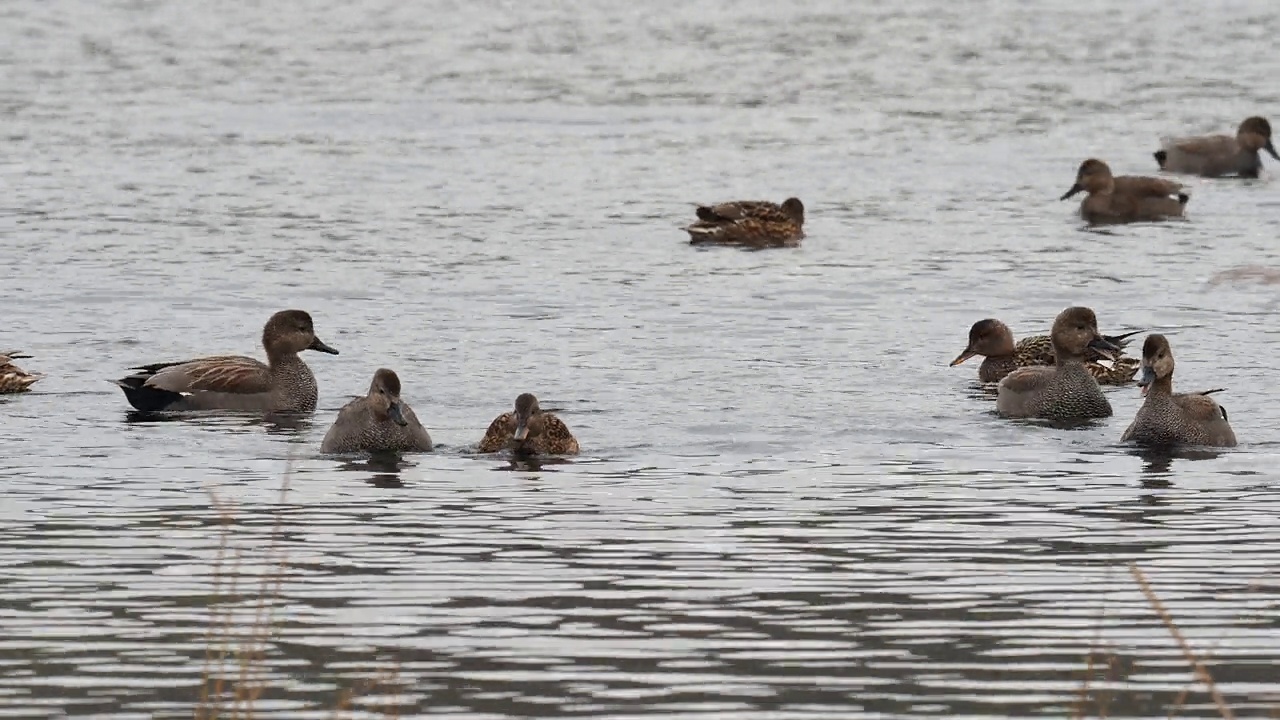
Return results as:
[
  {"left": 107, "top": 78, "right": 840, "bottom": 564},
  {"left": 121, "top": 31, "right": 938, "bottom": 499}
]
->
[
  {"left": 951, "top": 319, "right": 1140, "bottom": 385},
  {"left": 0, "top": 351, "right": 44, "bottom": 393},
  {"left": 1121, "top": 334, "right": 1236, "bottom": 448},
  {"left": 1154, "top": 116, "right": 1279, "bottom": 179},
  {"left": 995, "top": 306, "right": 1122, "bottom": 420},
  {"left": 478, "top": 393, "right": 579, "bottom": 455},
  {"left": 321, "top": 369, "right": 433, "bottom": 454},
  {"left": 1061, "top": 159, "right": 1188, "bottom": 225},
  {"left": 685, "top": 197, "right": 805, "bottom": 248}
]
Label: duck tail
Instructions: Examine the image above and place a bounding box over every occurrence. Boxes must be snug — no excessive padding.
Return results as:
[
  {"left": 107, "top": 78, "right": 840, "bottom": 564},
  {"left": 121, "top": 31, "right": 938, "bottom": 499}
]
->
[
  {"left": 1153, "top": 150, "right": 1168, "bottom": 168},
  {"left": 111, "top": 377, "right": 183, "bottom": 412}
]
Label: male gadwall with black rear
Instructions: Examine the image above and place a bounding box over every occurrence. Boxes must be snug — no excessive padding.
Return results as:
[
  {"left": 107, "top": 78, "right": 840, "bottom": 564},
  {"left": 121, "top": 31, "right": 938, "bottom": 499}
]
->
[
  {"left": 1061, "top": 159, "right": 1188, "bottom": 225},
  {"left": 950, "top": 319, "right": 1140, "bottom": 385},
  {"left": 1121, "top": 334, "right": 1236, "bottom": 448},
  {"left": 113, "top": 309, "right": 338, "bottom": 413},
  {"left": 0, "top": 351, "right": 43, "bottom": 393},
  {"left": 1154, "top": 116, "right": 1280, "bottom": 179},
  {"left": 321, "top": 368, "right": 433, "bottom": 454},
  {"left": 996, "top": 307, "right": 1122, "bottom": 420},
  {"left": 685, "top": 197, "right": 805, "bottom": 248},
  {"left": 478, "top": 393, "right": 579, "bottom": 455}
]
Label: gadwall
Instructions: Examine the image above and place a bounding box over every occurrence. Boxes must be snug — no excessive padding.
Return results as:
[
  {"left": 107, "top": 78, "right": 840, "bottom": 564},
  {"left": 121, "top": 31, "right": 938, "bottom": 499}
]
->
[
  {"left": 1154, "top": 116, "right": 1279, "bottom": 178},
  {"left": 996, "top": 307, "right": 1122, "bottom": 420},
  {"left": 685, "top": 197, "right": 805, "bottom": 248},
  {"left": 113, "top": 309, "right": 338, "bottom": 413},
  {"left": 0, "top": 351, "right": 43, "bottom": 394},
  {"left": 951, "top": 319, "right": 1140, "bottom": 385},
  {"left": 1121, "top": 334, "right": 1237, "bottom": 448},
  {"left": 478, "top": 393, "right": 579, "bottom": 455},
  {"left": 321, "top": 368, "right": 432, "bottom": 454},
  {"left": 1061, "top": 159, "right": 1188, "bottom": 225}
]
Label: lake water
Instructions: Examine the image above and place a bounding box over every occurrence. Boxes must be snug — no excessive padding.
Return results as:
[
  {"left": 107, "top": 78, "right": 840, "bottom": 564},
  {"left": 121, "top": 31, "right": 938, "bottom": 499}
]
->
[{"left": 4, "top": 0, "right": 1280, "bottom": 717}]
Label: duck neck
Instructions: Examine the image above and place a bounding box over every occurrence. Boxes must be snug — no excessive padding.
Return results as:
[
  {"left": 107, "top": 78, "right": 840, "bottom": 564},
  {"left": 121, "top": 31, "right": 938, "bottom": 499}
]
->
[
  {"left": 980, "top": 354, "right": 1018, "bottom": 381},
  {"left": 1145, "top": 375, "right": 1174, "bottom": 397},
  {"left": 1053, "top": 347, "right": 1089, "bottom": 369},
  {"left": 265, "top": 346, "right": 302, "bottom": 370}
]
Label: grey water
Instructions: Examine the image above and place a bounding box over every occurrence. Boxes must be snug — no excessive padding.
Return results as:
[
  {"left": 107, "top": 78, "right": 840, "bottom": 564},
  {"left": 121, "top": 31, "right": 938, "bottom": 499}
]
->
[{"left": 4, "top": 0, "right": 1280, "bottom": 716}]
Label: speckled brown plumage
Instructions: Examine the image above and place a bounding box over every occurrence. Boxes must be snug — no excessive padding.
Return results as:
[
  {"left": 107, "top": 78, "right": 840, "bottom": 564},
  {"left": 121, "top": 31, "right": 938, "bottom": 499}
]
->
[
  {"left": 478, "top": 393, "right": 579, "bottom": 455},
  {"left": 1121, "top": 334, "right": 1236, "bottom": 448},
  {"left": 0, "top": 351, "right": 43, "bottom": 394},
  {"left": 951, "top": 319, "right": 1140, "bottom": 385},
  {"left": 684, "top": 197, "right": 804, "bottom": 248}
]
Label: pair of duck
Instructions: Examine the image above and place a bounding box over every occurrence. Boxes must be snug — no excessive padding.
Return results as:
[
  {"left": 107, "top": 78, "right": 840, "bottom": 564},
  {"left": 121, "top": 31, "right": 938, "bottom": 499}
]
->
[
  {"left": 1063, "top": 116, "right": 1279, "bottom": 225},
  {"left": 107, "top": 310, "right": 578, "bottom": 456},
  {"left": 954, "top": 307, "right": 1236, "bottom": 448}
]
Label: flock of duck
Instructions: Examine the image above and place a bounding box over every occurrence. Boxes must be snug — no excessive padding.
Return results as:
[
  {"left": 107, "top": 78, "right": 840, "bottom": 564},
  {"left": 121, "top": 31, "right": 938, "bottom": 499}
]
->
[{"left": 3, "top": 116, "right": 1273, "bottom": 454}]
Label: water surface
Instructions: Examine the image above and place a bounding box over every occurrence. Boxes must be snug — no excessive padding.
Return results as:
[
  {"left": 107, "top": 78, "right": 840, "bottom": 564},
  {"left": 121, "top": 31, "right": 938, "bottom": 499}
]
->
[{"left": 4, "top": 0, "right": 1280, "bottom": 716}]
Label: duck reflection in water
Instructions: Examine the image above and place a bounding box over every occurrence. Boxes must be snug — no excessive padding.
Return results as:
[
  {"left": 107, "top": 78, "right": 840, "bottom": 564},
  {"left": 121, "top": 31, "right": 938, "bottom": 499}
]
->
[
  {"left": 1131, "top": 446, "right": 1225, "bottom": 483},
  {"left": 337, "top": 451, "right": 411, "bottom": 488}
]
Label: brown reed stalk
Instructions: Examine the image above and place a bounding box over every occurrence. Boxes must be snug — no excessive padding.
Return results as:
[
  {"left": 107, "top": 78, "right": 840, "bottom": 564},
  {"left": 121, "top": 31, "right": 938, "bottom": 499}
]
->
[
  {"left": 197, "top": 491, "right": 241, "bottom": 720},
  {"left": 234, "top": 467, "right": 293, "bottom": 717},
  {"left": 1128, "top": 563, "right": 1235, "bottom": 720}
]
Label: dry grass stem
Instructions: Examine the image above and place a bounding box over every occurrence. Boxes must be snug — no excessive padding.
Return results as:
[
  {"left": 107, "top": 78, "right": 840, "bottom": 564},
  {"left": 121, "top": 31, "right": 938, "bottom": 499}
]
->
[{"left": 1128, "top": 563, "right": 1235, "bottom": 720}]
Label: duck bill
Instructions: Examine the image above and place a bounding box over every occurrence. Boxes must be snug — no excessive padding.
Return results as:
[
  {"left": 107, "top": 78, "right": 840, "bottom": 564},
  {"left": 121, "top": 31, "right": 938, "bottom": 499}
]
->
[
  {"left": 1266, "top": 140, "right": 1280, "bottom": 162},
  {"left": 1088, "top": 335, "right": 1122, "bottom": 360},
  {"left": 1060, "top": 183, "right": 1084, "bottom": 201},
  {"left": 387, "top": 400, "right": 408, "bottom": 427},
  {"left": 308, "top": 337, "right": 339, "bottom": 355},
  {"left": 1137, "top": 366, "right": 1156, "bottom": 397},
  {"left": 512, "top": 419, "right": 530, "bottom": 441},
  {"left": 949, "top": 348, "right": 978, "bottom": 367}
]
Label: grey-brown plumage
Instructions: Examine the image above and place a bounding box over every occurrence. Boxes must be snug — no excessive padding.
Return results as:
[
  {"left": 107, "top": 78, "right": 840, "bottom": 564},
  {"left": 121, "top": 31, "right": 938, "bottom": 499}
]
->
[
  {"left": 0, "top": 351, "right": 43, "bottom": 393},
  {"left": 478, "top": 393, "right": 579, "bottom": 455},
  {"left": 996, "top": 307, "right": 1121, "bottom": 420},
  {"left": 321, "top": 368, "right": 432, "bottom": 454},
  {"left": 1154, "top": 116, "right": 1279, "bottom": 178},
  {"left": 1121, "top": 334, "right": 1236, "bottom": 448},
  {"left": 1060, "top": 159, "right": 1188, "bottom": 225},
  {"left": 113, "top": 309, "right": 338, "bottom": 413}
]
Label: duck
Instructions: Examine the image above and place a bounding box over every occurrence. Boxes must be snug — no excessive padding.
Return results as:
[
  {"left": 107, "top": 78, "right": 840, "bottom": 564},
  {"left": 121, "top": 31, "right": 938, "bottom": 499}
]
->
[
  {"left": 1154, "top": 116, "right": 1279, "bottom": 178},
  {"left": 1060, "top": 159, "right": 1188, "bottom": 225},
  {"left": 321, "top": 368, "right": 432, "bottom": 454},
  {"left": 995, "top": 306, "right": 1122, "bottom": 420},
  {"left": 1121, "top": 334, "right": 1236, "bottom": 448},
  {"left": 478, "top": 393, "right": 579, "bottom": 455},
  {"left": 684, "top": 197, "right": 804, "bottom": 248},
  {"left": 950, "top": 319, "right": 1141, "bottom": 385},
  {"left": 113, "top": 309, "right": 338, "bottom": 413},
  {"left": 0, "top": 351, "right": 44, "bottom": 393}
]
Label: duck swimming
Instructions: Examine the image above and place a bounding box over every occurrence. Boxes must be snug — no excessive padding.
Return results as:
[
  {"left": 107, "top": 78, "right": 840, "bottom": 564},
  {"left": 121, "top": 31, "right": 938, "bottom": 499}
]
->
[
  {"left": 1061, "top": 159, "right": 1188, "bottom": 225},
  {"left": 113, "top": 309, "right": 338, "bottom": 413},
  {"left": 478, "top": 393, "right": 579, "bottom": 455},
  {"left": 1121, "top": 334, "right": 1236, "bottom": 448},
  {"left": 1154, "top": 116, "right": 1279, "bottom": 178},
  {"left": 995, "top": 307, "right": 1122, "bottom": 420},
  {"left": 684, "top": 197, "right": 805, "bottom": 248},
  {"left": 951, "top": 319, "right": 1140, "bottom": 385}
]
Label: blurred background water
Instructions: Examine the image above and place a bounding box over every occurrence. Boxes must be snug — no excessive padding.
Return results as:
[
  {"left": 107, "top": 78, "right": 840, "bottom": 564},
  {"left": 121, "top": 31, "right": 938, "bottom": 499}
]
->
[{"left": 3, "top": 0, "right": 1280, "bottom": 716}]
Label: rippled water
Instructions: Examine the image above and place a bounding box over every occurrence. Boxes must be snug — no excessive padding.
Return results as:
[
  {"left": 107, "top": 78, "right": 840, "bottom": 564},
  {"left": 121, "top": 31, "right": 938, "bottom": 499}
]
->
[{"left": 4, "top": 0, "right": 1280, "bottom": 717}]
